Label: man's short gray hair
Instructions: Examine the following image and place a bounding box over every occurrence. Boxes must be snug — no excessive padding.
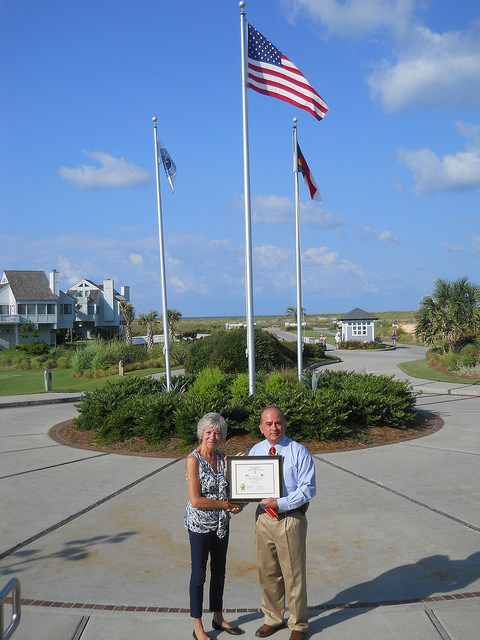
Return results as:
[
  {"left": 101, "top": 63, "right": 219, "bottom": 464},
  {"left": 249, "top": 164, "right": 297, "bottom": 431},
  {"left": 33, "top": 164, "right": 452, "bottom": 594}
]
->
[{"left": 197, "top": 412, "right": 228, "bottom": 442}]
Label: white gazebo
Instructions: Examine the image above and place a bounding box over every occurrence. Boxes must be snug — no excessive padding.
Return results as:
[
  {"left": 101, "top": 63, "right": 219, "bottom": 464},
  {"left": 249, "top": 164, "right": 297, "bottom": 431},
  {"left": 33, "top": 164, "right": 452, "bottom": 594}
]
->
[{"left": 338, "top": 307, "right": 378, "bottom": 343}]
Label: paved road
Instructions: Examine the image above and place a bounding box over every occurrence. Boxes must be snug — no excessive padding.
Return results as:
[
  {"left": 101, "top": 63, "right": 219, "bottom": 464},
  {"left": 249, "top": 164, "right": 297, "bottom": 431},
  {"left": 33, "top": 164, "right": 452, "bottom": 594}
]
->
[{"left": 1, "top": 344, "right": 479, "bottom": 639}]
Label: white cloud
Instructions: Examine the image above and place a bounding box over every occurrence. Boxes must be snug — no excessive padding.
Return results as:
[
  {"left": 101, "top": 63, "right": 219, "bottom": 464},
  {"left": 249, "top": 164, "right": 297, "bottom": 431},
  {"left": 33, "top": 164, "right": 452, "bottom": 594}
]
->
[
  {"left": 59, "top": 151, "right": 152, "bottom": 189},
  {"left": 302, "top": 246, "right": 340, "bottom": 268},
  {"left": 302, "top": 245, "right": 379, "bottom": 294},
  {"left": 368, "top": 25, "right": 480, "bottom": 111},
  {"left": 359, "top": 226, "right": 399, "bottom": 245},
  {"left": 254, "top": 245, "right": 292, "bottom": 268},
  {"left": 444, "top": 234, "right": 480, "bottom": 255},
  {"left": 57, "top": 257, "right": 82, "bottom": 285},
  {"left": 128, "top": 253, "right": 143, "bottom": 265},
  {"left": 399, "top": 121, "right": 480, "bottom": 195},
  {"left": 282, "top": 0, "right": 414, "bottom": 38},
  {"left": 232, "top": 193, "right": 344, "bottom": 228},
  {"left": 284, "top": 1, "right": 480, "bottom": 114}
]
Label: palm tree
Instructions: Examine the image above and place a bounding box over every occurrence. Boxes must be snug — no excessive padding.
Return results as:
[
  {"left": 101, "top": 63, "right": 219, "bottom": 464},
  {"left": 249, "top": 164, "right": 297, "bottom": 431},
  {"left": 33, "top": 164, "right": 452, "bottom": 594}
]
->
[
  {"left": 137, "top": 310, "right": 159, "bottom": 350},
  {"left": 119, "top": 301, "right": 135, "bottom": 345},
  {"left": 416, "top": 277, "right": 480, "bottom": 352},
  {"left": 166, "top": 308, "right": 182, "bottom": 340},
  {"left": 285, "top": 306, "right": 306, "bottom": 325}
]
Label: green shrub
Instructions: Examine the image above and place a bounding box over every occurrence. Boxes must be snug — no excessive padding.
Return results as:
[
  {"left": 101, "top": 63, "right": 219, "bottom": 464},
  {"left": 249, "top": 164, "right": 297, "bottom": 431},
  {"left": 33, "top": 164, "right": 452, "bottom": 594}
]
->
[
  {"left": 169, "top": 341, "right": 189, "bottom": 366},
  {"left": 191, "top": 367, "right": 229, "bottom": 400},
  {"left": 184, "top": 327, "right": 296, "bottom": 374},
  {"left": 265, "top": 369, "right": 299, "bottom": 393},
  {"left": 248, "top": 384, "right": 317, "bottom": 440},
  {"left": 317, "top": 370, "right": 416, "bottom": 431},
  {"left": 221, "top": 397, "right": 256, "bottom": 433},
  {"left": 13, "top": 342, "right": 50, "bottom": 355},
  {"left": 95, "top": 392, "right": 178, "bottom": 444},
  {"left": 133, "top": 393, "right": 178, "bottom": 442},
  {"left": 74, "top": 376, "right": 164, "bottom": 431},
  {"left": 340, "top": 340, "right": 384, "bottom": 350},
  {"left": 70, "top": 339, "right": 150, "bottom": 375},
  {"left": 72, "top": 367, "right": 418, "bottom": 446},
  {"left": 230, "top": 373, "right": 250, "bottom": 400},
  {"left": 174, "top": 395, "right": 227, "bottom": 445}
]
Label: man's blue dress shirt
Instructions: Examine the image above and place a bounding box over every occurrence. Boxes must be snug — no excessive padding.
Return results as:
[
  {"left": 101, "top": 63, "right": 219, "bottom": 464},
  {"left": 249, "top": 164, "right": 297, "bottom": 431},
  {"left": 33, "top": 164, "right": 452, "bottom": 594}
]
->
[{"left": 249, "top": 436, "right": 316, "bottom": 512}]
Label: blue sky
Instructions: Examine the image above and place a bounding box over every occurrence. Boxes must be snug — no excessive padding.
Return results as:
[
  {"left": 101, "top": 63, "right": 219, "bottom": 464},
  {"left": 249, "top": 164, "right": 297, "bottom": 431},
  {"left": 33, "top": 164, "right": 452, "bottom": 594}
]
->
[{"left": 2, "top": 0, "right": 480, "bottom": 318}]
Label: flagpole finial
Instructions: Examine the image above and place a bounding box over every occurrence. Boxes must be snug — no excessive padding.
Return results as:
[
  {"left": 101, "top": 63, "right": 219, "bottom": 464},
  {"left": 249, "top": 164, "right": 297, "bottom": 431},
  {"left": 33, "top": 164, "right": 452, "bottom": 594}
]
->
[
  {"left": 239, "top": 1, "right": 245, "bottom": 9},
  {"left": 293, "top": 117, "right": 297, "bottom": 123},
  {"left": 152, "top": 116, "right": 157, "bottom": 123}
]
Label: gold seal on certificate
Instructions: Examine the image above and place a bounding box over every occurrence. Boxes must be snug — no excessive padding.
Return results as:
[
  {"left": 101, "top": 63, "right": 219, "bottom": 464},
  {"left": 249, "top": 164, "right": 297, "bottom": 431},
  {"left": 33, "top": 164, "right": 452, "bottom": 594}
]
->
[{"left": 227, "top": 456, "right": 284, "bottom": 502}]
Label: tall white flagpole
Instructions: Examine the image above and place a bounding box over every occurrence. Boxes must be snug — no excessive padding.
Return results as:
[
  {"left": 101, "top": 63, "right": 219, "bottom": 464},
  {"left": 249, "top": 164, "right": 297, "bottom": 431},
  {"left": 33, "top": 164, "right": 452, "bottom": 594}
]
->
[
  {"left": 152, "top": 116, "right": 172, "bottom": 391},
  {"left": 293, "top": 118, "right": 303, "bottom": 381},
  {"left": 240, "top": 1, "right": 255, "bottom": 395}
]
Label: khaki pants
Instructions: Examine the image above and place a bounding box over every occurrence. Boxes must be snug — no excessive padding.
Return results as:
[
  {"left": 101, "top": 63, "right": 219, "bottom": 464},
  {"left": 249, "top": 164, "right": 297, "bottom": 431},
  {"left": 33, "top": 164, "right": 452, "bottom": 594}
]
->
[{"left": 255, "top": 511, "right": 308, "bottom": 632}]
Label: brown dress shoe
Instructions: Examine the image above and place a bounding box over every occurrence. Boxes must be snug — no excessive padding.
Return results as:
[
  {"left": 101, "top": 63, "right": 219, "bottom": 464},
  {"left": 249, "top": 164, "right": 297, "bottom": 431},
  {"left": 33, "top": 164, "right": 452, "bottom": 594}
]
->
[
  {"left": 255, "top": 622, "right": 287, "bottom": 637},
  {"left": 289, "top": 631, "right": 306, "bottom": 640}
]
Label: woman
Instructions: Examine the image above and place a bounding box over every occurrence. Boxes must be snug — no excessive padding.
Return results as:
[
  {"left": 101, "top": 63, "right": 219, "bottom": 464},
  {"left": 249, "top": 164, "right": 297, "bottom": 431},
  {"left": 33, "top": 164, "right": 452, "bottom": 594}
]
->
[{"left": 185, "top": 412, "right": 243, "bottom": 639}]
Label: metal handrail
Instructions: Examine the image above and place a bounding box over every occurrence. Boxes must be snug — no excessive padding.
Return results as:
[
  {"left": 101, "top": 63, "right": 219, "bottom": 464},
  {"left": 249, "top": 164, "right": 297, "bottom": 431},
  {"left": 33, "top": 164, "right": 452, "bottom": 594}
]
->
[{"left": 0, "top": 579, "right": 21, "bottom": 640}]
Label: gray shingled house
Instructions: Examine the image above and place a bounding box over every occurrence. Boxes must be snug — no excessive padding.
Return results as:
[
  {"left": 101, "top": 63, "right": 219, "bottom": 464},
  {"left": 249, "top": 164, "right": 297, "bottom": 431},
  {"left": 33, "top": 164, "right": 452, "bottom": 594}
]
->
[
  {"left": 338, "top": 307, "right": 378, "bottom": 343},
  {"left": 0, "top": 270, "right": 129, "bottom": 348}
]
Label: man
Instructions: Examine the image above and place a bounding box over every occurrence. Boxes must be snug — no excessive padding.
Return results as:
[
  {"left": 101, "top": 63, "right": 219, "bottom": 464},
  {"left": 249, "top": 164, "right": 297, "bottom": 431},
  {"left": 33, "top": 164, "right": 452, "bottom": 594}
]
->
[{"left": 249, "top": 406, "right": 316, "bottom": 640}]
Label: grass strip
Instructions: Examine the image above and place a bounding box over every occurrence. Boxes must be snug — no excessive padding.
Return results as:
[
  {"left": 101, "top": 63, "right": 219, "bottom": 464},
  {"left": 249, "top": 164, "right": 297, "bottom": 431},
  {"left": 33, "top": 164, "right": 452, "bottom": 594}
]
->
[
  {"left": 398, "top": 359, "right": 480, "bottom": 384},
  {"left": 0, "top": 367, "right": 169, "bottom": 396}
]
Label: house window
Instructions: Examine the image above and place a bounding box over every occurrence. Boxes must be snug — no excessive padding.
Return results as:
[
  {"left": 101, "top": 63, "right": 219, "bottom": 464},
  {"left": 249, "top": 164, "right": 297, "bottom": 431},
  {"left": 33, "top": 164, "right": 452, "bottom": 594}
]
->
[
  {"left": 47, "top": 304, "right": 55, "bottom": 314},
  {"left": 37, "top": 304, "right": 46, "bottom": 314},
  {"left": 352, "top": 322, "right": 369, "bottom": 336},
  {"left": 18, "top": 304, "right": 26, "bottom": 314},
  {"left": 0, "top": 305, "right": 8, "bottom": 314},
  {"left": 27, "top": 304, "right": 36, "bottom": 314},
  {"left": 60, "top": 304, "right": 72, "bottom": 315}
]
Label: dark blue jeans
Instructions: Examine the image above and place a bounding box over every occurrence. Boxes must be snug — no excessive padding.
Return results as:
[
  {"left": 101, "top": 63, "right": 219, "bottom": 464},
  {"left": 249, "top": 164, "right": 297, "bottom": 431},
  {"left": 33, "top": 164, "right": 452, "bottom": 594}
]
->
[{"left": 188, "top": 528, "right": 229, "bottom": 618}]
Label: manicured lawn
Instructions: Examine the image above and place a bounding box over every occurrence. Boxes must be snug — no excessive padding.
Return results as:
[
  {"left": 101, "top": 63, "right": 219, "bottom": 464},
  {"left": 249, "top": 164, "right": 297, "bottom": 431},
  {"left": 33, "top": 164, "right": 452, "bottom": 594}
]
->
[
  {"left": 398, "top": 359, "right": 480, "bottom": 384},
  {"left": 0, "top": 367, "right": 168, "bottom": 396}
]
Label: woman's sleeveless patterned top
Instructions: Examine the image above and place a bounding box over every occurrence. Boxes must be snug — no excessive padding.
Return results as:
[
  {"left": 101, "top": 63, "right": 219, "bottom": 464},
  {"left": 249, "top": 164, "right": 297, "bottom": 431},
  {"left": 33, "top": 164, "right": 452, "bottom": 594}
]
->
[{"left": 184, "top": 448, "right": 229, "bottom": 538}]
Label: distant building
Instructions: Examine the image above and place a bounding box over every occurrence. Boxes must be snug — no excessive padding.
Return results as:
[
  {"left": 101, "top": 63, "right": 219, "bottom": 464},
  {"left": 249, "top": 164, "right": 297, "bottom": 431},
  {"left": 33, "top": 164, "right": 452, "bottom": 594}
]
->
[
  {"left": 66, "top": 278, "right": 129, "bottom": 340},
  {"left": 338, "top": 307, "right": 378, "bottom": 343},
  {"left": 0, "top": 269, "right": 130, "bottom": 349}
]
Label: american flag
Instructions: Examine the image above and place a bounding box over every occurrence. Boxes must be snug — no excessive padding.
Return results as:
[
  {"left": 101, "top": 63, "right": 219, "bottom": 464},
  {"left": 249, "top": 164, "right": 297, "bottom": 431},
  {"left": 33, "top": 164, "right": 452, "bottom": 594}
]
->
[{"left": 247, "top": 23, "right": 329, "bottom": 121}]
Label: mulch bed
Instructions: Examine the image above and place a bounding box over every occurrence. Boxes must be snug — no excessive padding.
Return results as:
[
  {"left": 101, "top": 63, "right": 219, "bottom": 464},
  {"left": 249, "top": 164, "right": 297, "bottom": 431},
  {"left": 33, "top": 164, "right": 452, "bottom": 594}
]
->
[{"left": 49, "top": 410, "right": 442, "bottom": 458}]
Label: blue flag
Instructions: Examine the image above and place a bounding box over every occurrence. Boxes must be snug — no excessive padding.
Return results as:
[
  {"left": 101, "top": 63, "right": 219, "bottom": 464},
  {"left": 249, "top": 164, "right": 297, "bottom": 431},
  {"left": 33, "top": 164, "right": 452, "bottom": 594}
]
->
[{"left": 157, "top": 136, "right": 176, "bottom": 192}]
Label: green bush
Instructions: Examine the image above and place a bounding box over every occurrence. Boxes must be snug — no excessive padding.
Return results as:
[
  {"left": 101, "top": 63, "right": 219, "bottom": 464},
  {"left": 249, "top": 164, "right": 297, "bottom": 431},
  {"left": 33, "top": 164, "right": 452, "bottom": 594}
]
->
[
  {"left": 184, "top": 327, "right": 296, "bottom": 374},
  {"left": 249, "top": 385, "right": 317, "bottom": 440},
  {"left": 95, "top": 392, "right": 178, "bottom": 444},
  {"left": 265, "top": 369, "right": 299, "bottom": 393},
  {"left": 70, "top": 339, "right": 150, "bottom": 375},
  {"left": 72, "top": 368, "right": 418, "bottom": 446},
  {"left": 191, "top": 367, "right": 229, "bottom": 400},
  {"left": 13, "top": 342, "right": 50, "bottom": 355},
  {"left": 230, "top": 373, "right": 250, "bottom": 400},
  {"left": 174, "top": 395, "right": 227, "bottom": 445},
  {"left": 74, "top": 376, "right": 165, "bottom": 431},
  {"left": 316, "top": 370, "right": 416, "bottom": 431},
  {"left": 340, "top": 340, "right": 385, "bottom": 350}
]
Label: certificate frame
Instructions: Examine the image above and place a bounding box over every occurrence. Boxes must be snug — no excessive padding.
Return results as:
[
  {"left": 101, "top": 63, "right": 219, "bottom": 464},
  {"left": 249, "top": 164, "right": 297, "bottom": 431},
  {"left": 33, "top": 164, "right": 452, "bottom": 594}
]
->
[{"left": 227, "top": 456, "right": 283, "bottom": 502}]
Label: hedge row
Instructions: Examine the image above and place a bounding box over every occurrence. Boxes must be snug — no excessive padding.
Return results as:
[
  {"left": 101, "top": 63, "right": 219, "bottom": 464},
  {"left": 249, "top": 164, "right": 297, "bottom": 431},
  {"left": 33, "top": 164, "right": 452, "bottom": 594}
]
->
[{"left": 74, "top": 368, "right": 417, "bottom": 446}]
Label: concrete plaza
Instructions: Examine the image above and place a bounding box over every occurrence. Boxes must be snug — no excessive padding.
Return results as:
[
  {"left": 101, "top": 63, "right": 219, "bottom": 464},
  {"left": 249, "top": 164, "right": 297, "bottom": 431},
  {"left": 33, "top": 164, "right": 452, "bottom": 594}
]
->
[{"left": 1, "top": 343, "right": 479, "bottom": 639}]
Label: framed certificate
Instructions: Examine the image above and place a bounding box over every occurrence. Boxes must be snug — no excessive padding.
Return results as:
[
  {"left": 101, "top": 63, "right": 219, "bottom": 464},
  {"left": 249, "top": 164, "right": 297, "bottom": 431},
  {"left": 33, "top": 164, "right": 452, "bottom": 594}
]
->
[{"left": 227, "top": 456, "right": 284, "bottom": 502}]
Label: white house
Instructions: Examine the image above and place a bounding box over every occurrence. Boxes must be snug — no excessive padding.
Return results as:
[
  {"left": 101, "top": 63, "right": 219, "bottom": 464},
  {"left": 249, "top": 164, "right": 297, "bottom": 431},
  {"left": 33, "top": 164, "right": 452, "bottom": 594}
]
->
[
  {"left": 0, "top": 269, "right": 130, "bottom": 349},
  {"left": 66, "top": 278, "right": 130, "bottom": 339},
  {"left": 338, "top": 307, "right": 378, "bottom": 343}
]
